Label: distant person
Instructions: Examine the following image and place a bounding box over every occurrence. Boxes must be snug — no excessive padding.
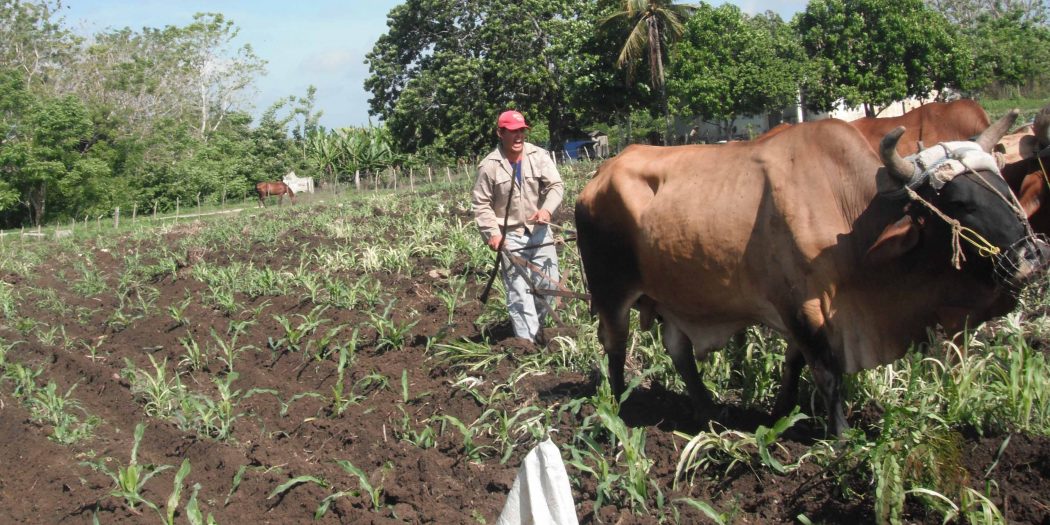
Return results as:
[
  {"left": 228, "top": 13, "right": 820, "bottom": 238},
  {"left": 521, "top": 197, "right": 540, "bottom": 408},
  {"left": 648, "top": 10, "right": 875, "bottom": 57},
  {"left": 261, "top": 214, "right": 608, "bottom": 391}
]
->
[{"left": 472, "top": 110, "right": 564, "bottom": 343}]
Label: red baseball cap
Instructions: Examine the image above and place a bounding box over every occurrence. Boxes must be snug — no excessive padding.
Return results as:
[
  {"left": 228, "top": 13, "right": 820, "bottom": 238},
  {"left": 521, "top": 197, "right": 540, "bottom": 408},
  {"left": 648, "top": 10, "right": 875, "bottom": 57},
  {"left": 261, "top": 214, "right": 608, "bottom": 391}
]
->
[{"left": 497, "top": 110, "right": 529, "bottom": 130}]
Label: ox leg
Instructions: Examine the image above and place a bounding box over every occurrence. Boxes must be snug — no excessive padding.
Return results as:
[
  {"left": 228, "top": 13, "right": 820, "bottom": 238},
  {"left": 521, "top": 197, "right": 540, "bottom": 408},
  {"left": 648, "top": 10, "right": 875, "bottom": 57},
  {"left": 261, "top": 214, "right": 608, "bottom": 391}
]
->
[
  {"left": 772, "top": 345, "right": 805, "bottom": 418},
  {"left": 597, "top": 308, "right": 630, "bottom": 402},
  {"left": 662, "top": 321, "right": 712, "bottom": 415}
]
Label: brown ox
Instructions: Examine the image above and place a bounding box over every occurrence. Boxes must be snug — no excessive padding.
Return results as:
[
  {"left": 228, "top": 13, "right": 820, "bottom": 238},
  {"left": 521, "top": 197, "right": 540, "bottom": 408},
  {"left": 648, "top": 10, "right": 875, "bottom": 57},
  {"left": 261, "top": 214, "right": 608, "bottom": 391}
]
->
[
  {"left": 575, "top": 111, "right": 1046, "bottom": 435},
  {"left": 998, "top": 105, "right": 1050, "bottom": 234},
  {"left": 848, "top": 99, "right": 991, "bottom": 155},
  {"left": 256, "top": 181, "right": 296, "bottom": 207}
]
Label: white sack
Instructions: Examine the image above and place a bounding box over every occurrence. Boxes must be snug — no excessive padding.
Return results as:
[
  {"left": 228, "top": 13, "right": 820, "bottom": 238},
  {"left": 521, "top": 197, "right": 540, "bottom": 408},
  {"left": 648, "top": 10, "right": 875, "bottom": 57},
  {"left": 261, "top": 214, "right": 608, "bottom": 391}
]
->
[{"left": 496, "top": 437, "right": 578, "bottom": 525}]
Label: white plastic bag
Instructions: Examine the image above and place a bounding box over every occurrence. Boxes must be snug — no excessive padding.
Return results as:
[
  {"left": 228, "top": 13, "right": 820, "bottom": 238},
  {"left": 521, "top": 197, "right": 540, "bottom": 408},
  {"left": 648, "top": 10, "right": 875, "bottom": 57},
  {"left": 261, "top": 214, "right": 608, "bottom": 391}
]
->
[{"left": 496, "top": 437, "right": 579, "bottom": 525}]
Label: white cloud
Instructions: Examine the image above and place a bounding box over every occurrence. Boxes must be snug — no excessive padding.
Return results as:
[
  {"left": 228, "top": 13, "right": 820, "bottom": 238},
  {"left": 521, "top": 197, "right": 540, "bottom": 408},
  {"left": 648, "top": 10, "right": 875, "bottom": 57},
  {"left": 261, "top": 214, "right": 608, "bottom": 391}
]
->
[{"left": 299, "top": 50, "right": 359, "bottom": 75}]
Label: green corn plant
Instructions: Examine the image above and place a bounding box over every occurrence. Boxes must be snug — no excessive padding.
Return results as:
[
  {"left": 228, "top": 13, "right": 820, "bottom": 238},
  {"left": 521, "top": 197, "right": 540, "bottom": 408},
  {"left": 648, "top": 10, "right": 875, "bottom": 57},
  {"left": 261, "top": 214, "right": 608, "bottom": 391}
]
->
[
  {"left": 316, "top": 460, "right": 385, "bottom": 517},
  {"left": 82, "top": 423, "right": 173, "bottom": 512},
  {"left": 429, "top": 339, "right": 506, "bottom": 372},
  {"left": 168, "top": 295, "right": 193, "bottom": 327},
  {"left": 5, "top": 362, "right": 42, "bottom": 398},
  {"left": 435, "top": 414, "right": 494, "bottom": 463},
  {"left": 212, "top": 327, "right": 254, "bottom": 373},
  {"left": 368, "top": 301, "right": 419, "bottom": 353},
  {"left": 330, "top": 329, "right": 361, "bottom": 415},
  {"left": 27, "top": 381, "right": 100, "bottom": 445},
  {"left": 123, "top": 356, "right": 184, "bottom": 418},
  {"left": 185, "top": 483, "right": 218, "bottom": 525},
  {"left": 178, "top": 335, "right": 209, "bottom": 371},
  {"left": 433, "top": 275, "right": 467, "bottom": 326},
  {"left": 267, "top": 475, "right": 329, "bottom": 501},
  {"left": 162, "top": 459, "right": 193, "bottom": 525},
  {"left": 271, "top": 305, "right": 329, "bottom": 355}
]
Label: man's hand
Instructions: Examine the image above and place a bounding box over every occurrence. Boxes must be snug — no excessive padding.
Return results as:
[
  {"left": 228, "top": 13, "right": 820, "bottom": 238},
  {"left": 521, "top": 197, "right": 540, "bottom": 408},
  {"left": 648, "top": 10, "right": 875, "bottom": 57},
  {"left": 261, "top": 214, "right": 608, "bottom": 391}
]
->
[
  {"left": 487, "top": 235, "right": 503, "bottom": 251},
  {"left": 528, "top": 209, "right": 551, "bottom": 224}
]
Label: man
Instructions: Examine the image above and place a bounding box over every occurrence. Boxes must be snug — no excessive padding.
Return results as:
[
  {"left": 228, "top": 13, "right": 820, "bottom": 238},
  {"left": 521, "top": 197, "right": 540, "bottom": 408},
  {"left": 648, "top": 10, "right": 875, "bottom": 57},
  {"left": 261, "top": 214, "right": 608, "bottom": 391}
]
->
[{"left": 472, "top": 110, "right": 564, "bottom": 343}]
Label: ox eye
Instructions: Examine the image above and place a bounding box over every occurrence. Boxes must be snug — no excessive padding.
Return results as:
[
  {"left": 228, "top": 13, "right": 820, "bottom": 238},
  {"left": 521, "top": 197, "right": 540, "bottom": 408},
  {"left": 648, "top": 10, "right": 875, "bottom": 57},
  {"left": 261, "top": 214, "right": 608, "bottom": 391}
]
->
[{"left": 946, "top": 201, "right": 977, "bottom": 215}]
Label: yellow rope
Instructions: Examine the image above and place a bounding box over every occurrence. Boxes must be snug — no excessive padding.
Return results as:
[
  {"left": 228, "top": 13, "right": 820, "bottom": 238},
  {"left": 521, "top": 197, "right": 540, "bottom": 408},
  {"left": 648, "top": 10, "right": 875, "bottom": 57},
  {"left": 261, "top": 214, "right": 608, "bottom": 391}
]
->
[{"left": 905, "top": 187, "right": 1001, "bottom": 269}]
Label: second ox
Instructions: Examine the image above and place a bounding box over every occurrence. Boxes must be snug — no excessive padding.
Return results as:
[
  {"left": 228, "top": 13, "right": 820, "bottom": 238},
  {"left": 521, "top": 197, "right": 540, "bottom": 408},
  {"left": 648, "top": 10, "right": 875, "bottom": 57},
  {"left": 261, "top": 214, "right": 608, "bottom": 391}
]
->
[{"left": 575, "top": 111, "right": 1046, "bottom": 435}]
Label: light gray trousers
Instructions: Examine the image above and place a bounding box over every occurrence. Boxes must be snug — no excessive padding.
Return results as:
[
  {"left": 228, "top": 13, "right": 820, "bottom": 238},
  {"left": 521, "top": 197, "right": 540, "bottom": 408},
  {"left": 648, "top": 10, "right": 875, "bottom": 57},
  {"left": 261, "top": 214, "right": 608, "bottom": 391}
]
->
[{"left": 500, "top": 225, "right": 559, "bottom": 342}]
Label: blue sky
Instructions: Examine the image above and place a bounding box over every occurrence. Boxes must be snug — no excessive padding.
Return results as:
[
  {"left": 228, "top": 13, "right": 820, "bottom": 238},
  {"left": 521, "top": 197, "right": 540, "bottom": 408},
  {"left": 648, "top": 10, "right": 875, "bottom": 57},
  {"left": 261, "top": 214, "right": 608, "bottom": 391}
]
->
[{"left": 61, "top": 1, "right": 807, "bottom": 130}]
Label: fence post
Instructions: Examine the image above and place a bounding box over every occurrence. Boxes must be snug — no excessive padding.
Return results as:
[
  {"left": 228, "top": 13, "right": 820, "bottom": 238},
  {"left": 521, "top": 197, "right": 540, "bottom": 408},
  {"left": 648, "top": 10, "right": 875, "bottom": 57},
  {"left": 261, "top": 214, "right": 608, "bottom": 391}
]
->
[
  {"left": 96, "top": 214, "right": 102, "bottom": 231},
  {"left": 175, "top": 197, "right": 180, "bottom": 224},
  {"left": 132, "top": 203, "right": 137, "bottom": 222},
  {"left": 70, "top": 218, "right": 75, "bottom": 234},
  {"left": 427, "top": 166, "right": 433, "bottom": 184},
  {"left": 153, "top": 201, "right": 158, "bottom": 221},
  {"left": 355, "top": 170, "right": 360, "bottom": 191},
  {"left": 196, "top": 193, "right": 201, "bottom": 216},
  {"left": 445, "top": 166, "right": 452, "bottom": 183},
  {"left": 409, "top": 167, "right": 415, "bottom": 190},
  {"left": 114, "top": 207, "right": 120, "bottom": 229}
]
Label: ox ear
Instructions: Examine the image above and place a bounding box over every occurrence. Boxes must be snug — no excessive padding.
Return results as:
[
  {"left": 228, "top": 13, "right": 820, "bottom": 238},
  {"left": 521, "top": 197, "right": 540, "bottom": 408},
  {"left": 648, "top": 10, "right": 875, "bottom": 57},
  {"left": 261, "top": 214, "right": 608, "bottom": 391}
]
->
[{"left": 866, "top": 216, "right": 922, "bottom": 266}]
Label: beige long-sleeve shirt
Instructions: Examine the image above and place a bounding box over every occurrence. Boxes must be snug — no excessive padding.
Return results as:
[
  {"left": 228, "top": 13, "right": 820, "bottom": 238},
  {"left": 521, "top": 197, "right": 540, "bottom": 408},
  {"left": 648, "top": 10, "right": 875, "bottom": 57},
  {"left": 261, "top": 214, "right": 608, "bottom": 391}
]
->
[{"left": 472, "top": 142, "right": 564, "bottom": 242}]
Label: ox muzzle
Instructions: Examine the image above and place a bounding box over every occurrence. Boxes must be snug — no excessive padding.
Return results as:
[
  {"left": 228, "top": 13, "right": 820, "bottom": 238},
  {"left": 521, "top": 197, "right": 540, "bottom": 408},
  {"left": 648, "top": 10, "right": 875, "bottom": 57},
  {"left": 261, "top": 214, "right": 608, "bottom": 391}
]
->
[{"left": 994, "top": 234, "right": 1050, "bottom": 291}]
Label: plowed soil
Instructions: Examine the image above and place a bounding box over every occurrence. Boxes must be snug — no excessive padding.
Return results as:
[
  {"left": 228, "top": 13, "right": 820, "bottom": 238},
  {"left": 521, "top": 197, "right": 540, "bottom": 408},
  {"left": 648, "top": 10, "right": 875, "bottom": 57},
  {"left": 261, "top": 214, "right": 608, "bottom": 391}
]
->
[{"left": 0, "top": 199, "right": 1047, "bottom": 525}]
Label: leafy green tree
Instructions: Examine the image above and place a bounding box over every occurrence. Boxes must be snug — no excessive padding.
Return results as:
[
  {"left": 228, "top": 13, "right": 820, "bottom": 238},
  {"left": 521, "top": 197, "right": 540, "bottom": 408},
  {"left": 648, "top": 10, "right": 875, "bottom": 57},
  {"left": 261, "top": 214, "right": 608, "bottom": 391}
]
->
[
  {"left": 669, "top": 5, "right": 805, "bottom": 138},
  {"left": 960, "top": 9, "right": 1050, "bottom": 96},
  {"left": 0, "top": 90, "right": 107, "bottom": 226},
  {"left": 795, "top": 0, "right": 968, "bottom": 115},
  {"left": 601, "top": 0, "right": 695, "bottom": 142},
  {"left": 365, "top": 0, "right": 598, "bottom": 157}
]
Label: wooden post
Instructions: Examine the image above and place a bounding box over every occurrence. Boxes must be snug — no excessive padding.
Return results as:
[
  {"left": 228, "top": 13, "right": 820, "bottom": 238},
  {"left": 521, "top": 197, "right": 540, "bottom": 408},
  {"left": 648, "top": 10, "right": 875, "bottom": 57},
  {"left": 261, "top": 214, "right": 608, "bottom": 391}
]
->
[
  {"left": 196, "top": 193, "right": 201, "bottom": 216},
  {"left": 96, "top": 215, "right": 102, "bottom": 230},
  {"left": 394, "top": 168, "right": 399, "bottom": 190},
  {"left": 427, "top": 166, "right": 433, "bottom": 184},
  {"left": 355, "top": 170, "right": 360, "bottom": 191},
  {"left": 153, "top": 201, "right": 158, "bottom": 221},
  {"left": 132, "top": 203, "right": 137, "bottom": 222},
  {"left": 114, "top": 207, "right": 120, "bottom": 229},
  {"left": 445, "top": 166, "right": 452, "bottom": 183},
  {"left": 70, "top": 218, "right": 75, "bottom": 234},
  {"left": 175, "top": 197, "right": 180, "bottom": 224},
  {"left": 221, "top": 189, "right": 226, "bottom": 207},
  {"left": 409, "top": 167, "right": 414, "bottom": 190}
]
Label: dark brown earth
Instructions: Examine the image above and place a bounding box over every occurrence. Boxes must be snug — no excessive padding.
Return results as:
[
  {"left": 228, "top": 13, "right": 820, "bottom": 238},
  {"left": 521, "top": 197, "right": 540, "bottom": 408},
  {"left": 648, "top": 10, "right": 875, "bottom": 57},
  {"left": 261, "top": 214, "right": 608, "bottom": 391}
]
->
[{"left": 0, "top": 199, "right": 1048, "bottom": 525}]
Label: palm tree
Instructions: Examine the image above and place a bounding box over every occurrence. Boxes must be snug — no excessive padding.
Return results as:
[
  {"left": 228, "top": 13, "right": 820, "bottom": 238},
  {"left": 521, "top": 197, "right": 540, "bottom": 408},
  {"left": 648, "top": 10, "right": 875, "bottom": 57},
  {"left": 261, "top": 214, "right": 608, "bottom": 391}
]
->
[{"left": 603, "top": 0, "right": 696, "bottom": 144}]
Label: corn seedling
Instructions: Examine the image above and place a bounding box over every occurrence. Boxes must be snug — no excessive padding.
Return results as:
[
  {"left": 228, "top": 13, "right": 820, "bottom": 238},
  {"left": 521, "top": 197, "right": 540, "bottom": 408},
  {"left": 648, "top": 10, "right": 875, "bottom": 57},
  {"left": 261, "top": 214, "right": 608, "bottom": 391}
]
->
[
  {"left": 27, "top": 381, "right": 100, "bottom": 444},
  {"left": 168, "top": 295, "right": 193, "bottom": 327},
  {"left": 315, "top": 460, "right": 385, "bottom": 517},
  {"left": 369, "top": 301, "right": 419, "bottom": 352},
  {"left": 82, "top": 423, "right": 173, "bottom": 512},
  {"left": 123, "top": 356, "right": 185, "bottom": 418},
  {"left": 178, "top": 335, "right": 209, "bottom": 372},
  {"left": 212, "top": 327, "right": 254, "bottom": 373}
]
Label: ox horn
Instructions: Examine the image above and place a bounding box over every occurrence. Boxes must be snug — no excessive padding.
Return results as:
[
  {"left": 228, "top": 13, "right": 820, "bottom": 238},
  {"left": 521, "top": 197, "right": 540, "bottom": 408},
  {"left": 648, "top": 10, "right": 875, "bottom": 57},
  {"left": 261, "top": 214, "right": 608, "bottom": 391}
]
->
[
  {"left": 1034, "top": 104, "right": 1050, "bottom": 147},
  {"left": 880, "top": 126, "right": 918, "bottom": 185},
  {"left": 974, "top": 109, "right": 1019, "bottom": 152}
]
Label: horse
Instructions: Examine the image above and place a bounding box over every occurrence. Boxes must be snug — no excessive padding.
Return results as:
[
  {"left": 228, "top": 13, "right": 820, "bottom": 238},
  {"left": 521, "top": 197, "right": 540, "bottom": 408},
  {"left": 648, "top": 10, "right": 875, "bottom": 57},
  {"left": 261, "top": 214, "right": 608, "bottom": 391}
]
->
[{"left": 255, "top": 181, "right": 296, "bottom": 207}]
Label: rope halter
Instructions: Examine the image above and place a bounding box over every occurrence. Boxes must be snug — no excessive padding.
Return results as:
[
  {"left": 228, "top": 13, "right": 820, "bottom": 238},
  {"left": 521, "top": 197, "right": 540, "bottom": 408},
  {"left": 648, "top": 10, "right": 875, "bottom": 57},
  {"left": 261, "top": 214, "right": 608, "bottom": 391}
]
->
[{"left": 893, "top": 141, "right": 1031, "bottom": 270}]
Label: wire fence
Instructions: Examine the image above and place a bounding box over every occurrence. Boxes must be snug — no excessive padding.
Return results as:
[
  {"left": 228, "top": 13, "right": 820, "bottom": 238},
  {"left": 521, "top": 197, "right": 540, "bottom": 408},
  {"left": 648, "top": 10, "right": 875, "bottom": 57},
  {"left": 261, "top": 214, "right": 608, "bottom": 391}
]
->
[{"left": 0, "top": 151, "right": 605, "bottom": 245}]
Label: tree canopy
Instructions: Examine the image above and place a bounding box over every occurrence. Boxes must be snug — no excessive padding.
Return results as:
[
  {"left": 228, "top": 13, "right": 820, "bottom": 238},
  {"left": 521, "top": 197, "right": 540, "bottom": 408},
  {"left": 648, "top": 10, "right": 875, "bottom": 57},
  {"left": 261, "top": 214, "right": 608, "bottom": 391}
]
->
[
  {"left": 668, "top": 4, "right": 805, "bottom": 137},
  {"left": 796, "top": 0, "right": 969, "bottom": 115}
]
